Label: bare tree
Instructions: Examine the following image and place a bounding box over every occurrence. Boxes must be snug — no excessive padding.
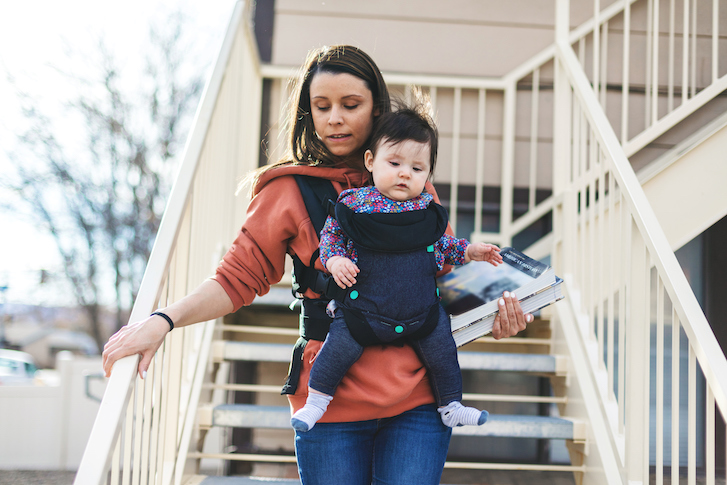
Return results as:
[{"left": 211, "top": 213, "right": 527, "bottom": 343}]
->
[{"left": 1, "top": 12, "right": 206, "bottom": 353}]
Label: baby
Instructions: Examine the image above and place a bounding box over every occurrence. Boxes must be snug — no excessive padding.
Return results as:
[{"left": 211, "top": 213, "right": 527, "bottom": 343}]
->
[{"left": 291, "top": 104, "right": 503, "bottom": 432}]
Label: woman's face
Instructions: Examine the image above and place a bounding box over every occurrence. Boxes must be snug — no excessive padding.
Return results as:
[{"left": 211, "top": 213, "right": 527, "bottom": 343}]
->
[{"left": 309, "top": 72, "right": 377, "bottom": 167}]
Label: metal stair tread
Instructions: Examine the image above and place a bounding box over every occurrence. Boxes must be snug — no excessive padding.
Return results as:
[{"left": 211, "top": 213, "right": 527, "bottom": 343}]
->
[
  {"left": 215, "top": 340, "right": 560, "bottom": 373},
  {"left": 209, "top": 404, "right": 576, "bottom": 440}
]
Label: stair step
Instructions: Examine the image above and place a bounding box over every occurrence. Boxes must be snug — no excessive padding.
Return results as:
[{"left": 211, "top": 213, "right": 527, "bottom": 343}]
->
[
  {"left": 213, "top": 341, "right": 565, "bottom": 374},
  {"left": 203, "top": 404, "right": 581, "bottom": 440}
]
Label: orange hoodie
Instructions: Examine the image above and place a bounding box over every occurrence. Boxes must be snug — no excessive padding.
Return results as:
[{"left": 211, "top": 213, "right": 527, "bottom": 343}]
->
[{"left": 214, "top": 162, "right": 447, "bottom": 422}]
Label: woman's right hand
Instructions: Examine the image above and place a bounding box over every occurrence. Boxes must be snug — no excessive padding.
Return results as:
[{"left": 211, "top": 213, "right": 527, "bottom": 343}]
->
[{"left": 102, "top": 314, "right": 170, "bottom": 379}]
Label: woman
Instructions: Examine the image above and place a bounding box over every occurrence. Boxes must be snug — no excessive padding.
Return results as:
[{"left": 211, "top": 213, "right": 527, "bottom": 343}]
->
[{"left": 102, "top": 45, "right": 532, "bottom": 485}]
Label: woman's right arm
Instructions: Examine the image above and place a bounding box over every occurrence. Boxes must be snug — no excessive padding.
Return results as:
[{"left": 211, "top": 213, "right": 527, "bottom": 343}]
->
[
  {"left": 102, "top": 276, "right": 235, "bottom": 379},
  {"left": 103, "top": 175, "right": 312, "bottom": 379}
]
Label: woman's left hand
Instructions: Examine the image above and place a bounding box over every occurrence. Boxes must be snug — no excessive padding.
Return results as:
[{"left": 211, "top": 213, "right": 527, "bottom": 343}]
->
[{"left": 491, "top": 291, "right": 533, "bottom": 339}]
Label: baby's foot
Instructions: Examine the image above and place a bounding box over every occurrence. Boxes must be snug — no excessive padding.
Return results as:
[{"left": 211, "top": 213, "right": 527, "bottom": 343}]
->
[
  {"left": 290, "top": 392, "right": 333, "bottom": 432},
  {"left": 438, "top": 401, "right": 488, "bottom": 427}
]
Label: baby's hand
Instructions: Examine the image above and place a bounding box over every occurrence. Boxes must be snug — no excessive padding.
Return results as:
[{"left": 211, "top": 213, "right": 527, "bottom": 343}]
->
[
  {"left": 326, "top": 256, "right": 360, "bottom": 289},
  {"left": 465, "top": 243, "right": 503, "bottom": 266}
]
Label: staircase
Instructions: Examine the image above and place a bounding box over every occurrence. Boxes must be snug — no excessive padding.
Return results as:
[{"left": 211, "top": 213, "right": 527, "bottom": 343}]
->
[
  {"left": 178, "top": 285, "right": 584, "bottom": 483},
  {"left": 74, "top": 1, "right": 727, "bottom": 484}
]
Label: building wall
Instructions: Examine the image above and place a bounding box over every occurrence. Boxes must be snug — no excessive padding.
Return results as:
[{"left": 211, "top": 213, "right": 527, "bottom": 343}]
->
[{"left": 268, "top": 0, "right": 616, "bottom": 77}]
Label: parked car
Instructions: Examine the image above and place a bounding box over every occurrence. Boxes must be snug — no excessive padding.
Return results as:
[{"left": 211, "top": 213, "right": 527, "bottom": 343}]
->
[{"left": 0, "top": 349, "right": 39, "bottom": 385}]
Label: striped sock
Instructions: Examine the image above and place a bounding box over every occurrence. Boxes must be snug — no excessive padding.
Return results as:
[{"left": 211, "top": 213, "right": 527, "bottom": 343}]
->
[
  {"left": 438, "top": 401, "right": 489, "bottom": 428},
  {"left": 290, "top": 392, "right": 333, "bottom": 432}
]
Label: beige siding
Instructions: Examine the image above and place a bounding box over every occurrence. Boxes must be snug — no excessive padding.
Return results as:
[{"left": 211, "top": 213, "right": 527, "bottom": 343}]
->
[{"left": 270, "top": 0, "right": 618, "bottom": 77}]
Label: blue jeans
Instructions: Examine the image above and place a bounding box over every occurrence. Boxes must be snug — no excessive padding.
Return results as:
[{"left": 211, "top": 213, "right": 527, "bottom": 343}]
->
[{"left": 294, "top": 404, "right": 451, "bottom": 485}]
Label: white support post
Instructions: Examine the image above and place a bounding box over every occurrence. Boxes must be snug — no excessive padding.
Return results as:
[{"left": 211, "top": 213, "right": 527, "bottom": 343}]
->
[
  {"left": 474, "top": 89, "right": 486, "bottom": 235},
  {"left": 554, "top": 0, "right": 572, "bottom": 276},
  {"left": 656, "top": 277, "right": 665, "bottom": 485},
  {"left": 593, "top": 0, "right": 601, "bottom": 99},
  {"left": 621, "top": 0, "right": 631, "bottom": 144},
  {"left": 450, "top": 87, "right": 462, "bottom": 235},
  {"left": 683, "top": 0, "right": 690, "bottom": 104},
  {"left": 652, "top": 0, "right": 660, "bottom": 125},
  {"left": 500, "top": 84, "right": 516, "bottom": 247},
  {"left": 625, "top": 226, "right": 648, "bottom": 483},
  {"left": 671, "top": 309, "right": 680, "bottom": 485},
  {"left": 691, "top": 0, "right": 697, "bottom": 98},
  {"left": 713, "top": 0, "right": 719, "bottom": 83},
  {"left": 528, "top": 69, "right": 540, "bottom": 212},
  {"left": 668, "top": 0, "right": 676, "bottom": 112},
  {"left": 645, "top": 0, "right": 653, "bottom": 128}
]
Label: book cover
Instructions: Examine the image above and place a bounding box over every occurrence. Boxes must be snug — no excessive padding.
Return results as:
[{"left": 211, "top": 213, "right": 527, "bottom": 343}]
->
[
  {"left": 450, "top": 277, "right": 564, "bottom": 347},
  {"left": 438, "top": 247, "right": 556, "bottom": 333}
]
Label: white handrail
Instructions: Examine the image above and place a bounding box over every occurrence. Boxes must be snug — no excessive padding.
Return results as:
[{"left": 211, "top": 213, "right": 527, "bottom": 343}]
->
[
  {"left": 553, "top": 19, "right": 727, "bottom": 480},
  {"left": 558, "top": 42, "right": 727, "bottom": 409},
  {"left": 74, "top": 2, "right": 249, "bottom": 484}
]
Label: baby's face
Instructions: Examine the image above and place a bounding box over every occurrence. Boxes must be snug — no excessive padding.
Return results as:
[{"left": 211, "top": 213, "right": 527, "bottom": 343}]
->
[{"left": 364, "top": 139, "right": 431, "bottom": 201}]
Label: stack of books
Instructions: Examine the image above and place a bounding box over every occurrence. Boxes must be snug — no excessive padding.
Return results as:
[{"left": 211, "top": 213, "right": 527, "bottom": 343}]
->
[{"left": 437, "top": 247, "right": 564, "bottom": 347}]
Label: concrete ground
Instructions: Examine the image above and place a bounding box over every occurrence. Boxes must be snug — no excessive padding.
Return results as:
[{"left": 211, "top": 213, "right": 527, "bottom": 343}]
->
[{"left": 0, "top": 470, "right": 76, "bottom": 485}]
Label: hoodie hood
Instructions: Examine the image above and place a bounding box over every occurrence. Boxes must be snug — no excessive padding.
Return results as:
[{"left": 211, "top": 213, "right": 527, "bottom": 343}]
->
[{"left": 253, "top": 163, "right": 371, "bottom": 197}]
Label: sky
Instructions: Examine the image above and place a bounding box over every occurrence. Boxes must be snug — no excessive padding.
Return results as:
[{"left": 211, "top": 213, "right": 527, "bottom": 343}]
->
[{"left": 0, "top": 0, "right": 235, "bottom": 307}]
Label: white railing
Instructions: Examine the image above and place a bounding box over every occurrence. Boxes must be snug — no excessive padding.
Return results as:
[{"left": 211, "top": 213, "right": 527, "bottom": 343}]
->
[
  {"left": 262, "top": 0, "right": 725, "bottom": 258},
  {"left": 571, "top": 0, "right": 727, "bottom": 157},
  {"left": 552, "top": 1, "right": 727, "bottom": 483},
  {"left": 74, "top": 2, "right": 262, "bottom": 484},
  {"left": 261, "top": 63, "right": 559, "bottom": 254}
]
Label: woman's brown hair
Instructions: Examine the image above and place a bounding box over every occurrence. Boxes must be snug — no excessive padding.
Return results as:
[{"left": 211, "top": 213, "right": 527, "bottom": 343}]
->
[{"left": 245, "top": 45, "right": 391, "bottom": 192}]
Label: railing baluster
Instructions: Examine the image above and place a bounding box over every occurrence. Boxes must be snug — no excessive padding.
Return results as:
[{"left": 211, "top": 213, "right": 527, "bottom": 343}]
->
[
  {"left": 713, "top": 0, "right": 719, "bottom": 83},
  {"left": 139, "top": 359, "right": 156, "bottom": 485},
  {"left": 652, "top": 0, "right": 660, "bottom": 125},
  {"left": 668, "top": 0, "right": 676, "bottom": 112},
  {"left": 132, "top": 377, "right": 146, "bottom": 485},
  {"left": 589, "top": 130, "right": 597, "bottom": 329},
  {"left": 656, "top": 276, "right": 664, "bottom": 485},
  {"left": 122, "top": 392, "right": 135, "bottom": 485},
  {"left": 500, "top": 85, "right": 516, "bottom": 246},
  {"left": 619, "top": 203, "right": 628, "bottom": 433},
  {"left": 645, "top": 0, "right": 653, "bottom": 128},
  {"left": 111, "top": 434, "right": 122, "bottom": 485},
  {"left": 581, "top": 117, "right": 588, "bottom": 317},
  {"left": 689, "top": 345, "right": 696, "bottom": 485},
  {"left": 626, "top": 226, "right": 647, "bottom": 482},
  {"left": 607, "top": 170, "right": 616, "bottom": 399},
  {"left": 597, "top": 151, "right": 605, "bottom": 369},
  {"left": 600, "top": 21, "right": 608, "bottom": 108},
  {"left": 707, "top": 386, "right": 715, "bottom": 485},
  {"left": 148, "top": 350, "right": 164, "bottom": 485},
  {"left": 691, "top": 0, "right": 697, "bottom": 98},
  {"left": 593, "top": 0, "right": 601, "bottom": 98},
  {"left": 683, "top": 0, "right": 690, "bottom": 104},
  {"left": 450, "top": 87, "right": 462, "bottom": 235},
  {"left": 642, "top": 253, "right": 651, "bottom": 483},
  {"left": 529, "top": 70, "right": 540, "bottom": 212},
  {"left": 474, "top": 88, "right": 486, "bottom": 234},
  {"left": 671, "top": 309, "right": 680, "bottom": 485},
  {"left": 621, "top": 1, "right": 631, "bottom": 144}
]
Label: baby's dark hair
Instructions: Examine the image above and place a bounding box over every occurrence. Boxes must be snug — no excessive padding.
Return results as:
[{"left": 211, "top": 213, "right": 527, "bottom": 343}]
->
[{"left": 368, "top": 99, "right": 438, "bottom": 176}]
